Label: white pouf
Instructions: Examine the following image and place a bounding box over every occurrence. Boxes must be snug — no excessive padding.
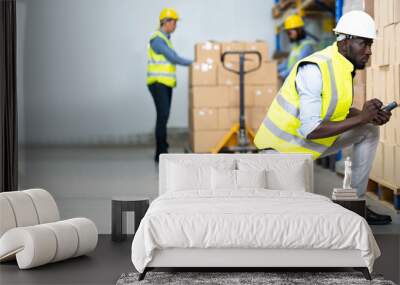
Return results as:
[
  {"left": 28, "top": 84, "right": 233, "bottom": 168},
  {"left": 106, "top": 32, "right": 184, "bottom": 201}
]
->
[{"left": 0, "top": 189, "right": 98, "bottom": 269}]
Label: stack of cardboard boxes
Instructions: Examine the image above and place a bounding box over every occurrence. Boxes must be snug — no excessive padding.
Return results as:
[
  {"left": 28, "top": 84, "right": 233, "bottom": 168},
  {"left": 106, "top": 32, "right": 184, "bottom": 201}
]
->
[
  {"left": 189, "top": 41, "right": 279, "bottom": 152},
  {"left": 368, "top": 0, "right": 400, "bottom": 191}
]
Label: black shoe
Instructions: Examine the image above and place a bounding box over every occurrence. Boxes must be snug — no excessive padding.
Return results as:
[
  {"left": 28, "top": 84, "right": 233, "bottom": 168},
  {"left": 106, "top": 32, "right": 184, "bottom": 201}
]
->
[
  {"left": 154, "top": 150, "right": 168, "bottom": 163},
  {"left": 366, "top": 207, "right": 392, "bottom": 225}
]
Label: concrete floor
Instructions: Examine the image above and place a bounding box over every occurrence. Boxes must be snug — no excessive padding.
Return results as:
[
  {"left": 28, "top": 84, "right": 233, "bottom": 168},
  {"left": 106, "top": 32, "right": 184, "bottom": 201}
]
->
[{"left": 1, "top": 146, "right": 399, "bottom": 284}]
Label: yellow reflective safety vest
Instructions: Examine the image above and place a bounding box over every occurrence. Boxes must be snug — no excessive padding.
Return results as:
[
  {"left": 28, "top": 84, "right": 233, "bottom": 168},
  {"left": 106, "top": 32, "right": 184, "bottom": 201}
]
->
[
  {"left": 254, "top": 42, "right": 354, "bottom": 159},
  {"left": 147, "top": 30, "right": 177, "bottom": 88},
  {"left": 287, "top": 38, "right": 314, "bottom": 71}
]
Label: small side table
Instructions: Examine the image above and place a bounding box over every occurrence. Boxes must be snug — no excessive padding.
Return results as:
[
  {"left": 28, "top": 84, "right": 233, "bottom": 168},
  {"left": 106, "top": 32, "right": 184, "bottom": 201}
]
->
[
  {"left": 112, "top": 196, "right": 150, "bottom": 242},
  {"left": 333, "top": 199, "right": 366, "bottom": 218}
]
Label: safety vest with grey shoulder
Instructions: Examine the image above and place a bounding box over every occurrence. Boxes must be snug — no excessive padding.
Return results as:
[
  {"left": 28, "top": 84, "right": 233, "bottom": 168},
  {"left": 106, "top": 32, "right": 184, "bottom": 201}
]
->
[
  {"left": 287, "top": 38, "right": 315, "bottom": 71},
  {"left": 147, "top": 30, "right": 177, "bottom": 88},
  {"left": 254, "top": 42, "right": 354, "bottom": 159}
]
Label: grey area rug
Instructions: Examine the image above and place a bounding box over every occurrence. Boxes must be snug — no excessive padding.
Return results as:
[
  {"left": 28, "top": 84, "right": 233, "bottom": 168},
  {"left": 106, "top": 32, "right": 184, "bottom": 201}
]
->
[{"left": 116, "top": 272, "right": 396, "bottom": 285}]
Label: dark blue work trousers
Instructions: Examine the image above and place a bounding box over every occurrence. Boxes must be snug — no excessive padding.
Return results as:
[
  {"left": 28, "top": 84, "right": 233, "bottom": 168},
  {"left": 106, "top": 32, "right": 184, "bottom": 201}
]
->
[{"left": 148, "top": 83, "right": 172, "bottom": 161}]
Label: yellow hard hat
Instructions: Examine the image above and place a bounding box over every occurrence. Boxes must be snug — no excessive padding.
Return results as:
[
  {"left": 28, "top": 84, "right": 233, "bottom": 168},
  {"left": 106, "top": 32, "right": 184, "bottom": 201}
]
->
[
  {"left": 159, "top": 8, "right": 179, "bottom": 21},
  {"left": 284, "top": 14, "right": 304, "bottom": 30}
]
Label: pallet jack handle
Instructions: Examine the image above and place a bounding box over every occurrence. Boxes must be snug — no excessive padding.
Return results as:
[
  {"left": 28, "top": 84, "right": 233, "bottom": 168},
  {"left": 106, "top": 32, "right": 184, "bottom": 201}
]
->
[
  {"left": 221, "top": 50, "right": 262, "bottom": 75},
  {"left": 220, "top": 51, "right": 262, "bottom": 149}
]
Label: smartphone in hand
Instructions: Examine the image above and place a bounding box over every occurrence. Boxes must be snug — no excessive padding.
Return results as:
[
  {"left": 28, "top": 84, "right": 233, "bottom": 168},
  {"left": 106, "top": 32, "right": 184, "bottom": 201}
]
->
[{"left": 381, "top": 101, "right": 398, "bottom": 112}]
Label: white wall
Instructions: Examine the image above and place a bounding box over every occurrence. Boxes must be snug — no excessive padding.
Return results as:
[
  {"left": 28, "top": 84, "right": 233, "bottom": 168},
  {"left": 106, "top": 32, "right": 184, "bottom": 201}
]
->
[{"left": 17, "top": 0, "right": 275, "bottom": 145}]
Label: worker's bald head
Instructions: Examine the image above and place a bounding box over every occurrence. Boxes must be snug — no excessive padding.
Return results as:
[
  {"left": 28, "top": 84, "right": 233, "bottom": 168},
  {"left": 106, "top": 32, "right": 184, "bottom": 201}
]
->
[{"left": 337, "top": 36, "right": 373, "bottom": 69}]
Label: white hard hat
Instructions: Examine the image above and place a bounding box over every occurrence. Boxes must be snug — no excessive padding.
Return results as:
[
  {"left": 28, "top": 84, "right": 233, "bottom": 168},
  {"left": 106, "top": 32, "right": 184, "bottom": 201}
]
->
[{"left": 333, "top": 10, "right": 376, "bottom": 39}]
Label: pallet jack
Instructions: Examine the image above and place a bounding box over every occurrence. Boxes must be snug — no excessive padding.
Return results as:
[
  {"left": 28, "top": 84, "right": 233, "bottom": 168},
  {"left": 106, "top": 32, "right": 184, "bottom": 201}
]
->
[{"left": 211, "top": 50, "right": 262, "bottom": 153}]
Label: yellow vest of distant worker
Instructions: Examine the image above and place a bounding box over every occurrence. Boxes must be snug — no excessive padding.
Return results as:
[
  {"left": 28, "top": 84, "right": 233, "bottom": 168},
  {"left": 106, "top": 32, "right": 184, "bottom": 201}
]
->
[
  {"left": 147, "top": 30, "right": 177, "bottom": 88},
  {"left": 287, "top": 39, "right": 314, "bottom": 70},
  {"left": 254, "top": 43, "right": 354, "bottom": 159}
]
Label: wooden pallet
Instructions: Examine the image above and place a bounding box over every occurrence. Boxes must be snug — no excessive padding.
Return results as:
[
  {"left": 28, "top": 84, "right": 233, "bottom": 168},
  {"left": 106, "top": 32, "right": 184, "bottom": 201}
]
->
[{"left": 367, "top": 179, "right": 400, "bottom": 213}]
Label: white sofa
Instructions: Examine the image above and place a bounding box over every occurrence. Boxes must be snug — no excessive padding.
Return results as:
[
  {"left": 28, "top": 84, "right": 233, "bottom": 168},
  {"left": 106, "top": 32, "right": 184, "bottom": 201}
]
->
[{"left": 0, "top": 189, "right": 98, "bottom": 269}]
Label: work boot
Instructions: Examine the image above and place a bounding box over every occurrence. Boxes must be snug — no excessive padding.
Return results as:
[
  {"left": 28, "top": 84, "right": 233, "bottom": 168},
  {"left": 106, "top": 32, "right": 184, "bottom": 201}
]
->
[
  {"left": 366, "top": 207, "right": 392, "bottom": 225},
  {"left": 154, "top": 149, "right": 168, "bottom": 163}
]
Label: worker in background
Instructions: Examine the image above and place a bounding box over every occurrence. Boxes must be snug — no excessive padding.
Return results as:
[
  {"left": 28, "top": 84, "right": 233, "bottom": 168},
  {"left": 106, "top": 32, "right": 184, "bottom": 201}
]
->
[
  {"left": 254, "top": 11, "right": 393, "bottom": 225},
  {"left": 147, "top": 8, "right": 193, "bottom": 163},
  {"left": 278, "top": 14, "right": 315, "bottom": 79}
]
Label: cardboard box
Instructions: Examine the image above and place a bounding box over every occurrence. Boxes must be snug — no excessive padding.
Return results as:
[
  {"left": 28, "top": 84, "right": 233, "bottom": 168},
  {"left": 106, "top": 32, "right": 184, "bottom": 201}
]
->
[
  {"left": 190, "top": 130, "right": 226, "bottom": 153},
  {"left": 395, "top": 0, "right": 400, "bottom": 24},
  {"left": 390, "top": 25, "right": 396, "bottom": 63},
  {"left": 366, "top": 67, "right": 373, "bottom": 100},
  {"left": 247, "top": 85, "right": 277, "bottom": 108},
  {"left": 383, "top": 25, "right": 395, "bottom": 65},
  {"left": 383, "top": 143, "right": 396, "bottom": 186},
  {"left": 218, "top": 108, "right": 237, "bottom": 130},
  {"left": 249, "top": 107, "right": 267, "bottom": 131},
  {"left": 370, "top": 141, "right": 384, "bottom": 180},
  {"left": 387, "top": 0, "right": 395, "bottom": 25},
  {"left": 371, "top": 36, "right": 378, "bottom": 66},
  {"left": 396, "top": 112, "right": 400, "bottom": 145},
  {"left": 195, "top": 41, "right": 221, "bottom": 65},
  {"left": 386, "top": 65, "right": 395, "bottom": 102},
  {"left": 382, "top": 66, "right": 396, "bottom": 143},
  {"left": 379, "top": 0, "right": 388, "bottom": 28},
  {"left": 189, "top": 108, "right": 219, "bottom": 131},
  {"left": 190, "top": 62, "right": 217, "bottom": 86},
  {"left": 244, "top": 54, "right": 263, "bottom": 69},
  {"left": 396, "top": 24, "right": 400, "bottom": 63},
  {"left": 353, "top": 84, "right": 366, "bottom": 109},
  {"left": 394, "top": 64, "right": 400, "bottom": 102},
  {"left": 375, "top": 29, "right": 384, "bottom": 66},
  {"left": 221, "top": 42, "right": 245, "bottom": 63},
  {"left": 364, "top": 0, "right": 374, "bottom": 18},
  {"left": 385, "top": 114, "right": 396, "bottom": 145},
  {"left": 221, "top": 42, "right": 245, "bottom": 53},
  {"left": 218, "top": 61, "right": 239, "bottom": 85},
  {"left": 190, "top": 86, "right": 230, "bottom": 108},
  {"left": 374, "top": 0, "right": 381, "bottom": 28},
  {"left": 246, "top": 61, "right": 278, "bottom": 85},
  {"left": 353, "top": 70, "right": 366, "bottom": 85},
  {"left": 229, "top": 85, "right": 254, "bottom": 107},
  {"left": 373, "top": 66, "right": 387, "bottom": 102},
  {"left": 381, "top": 124, "right": 387, "bottom": 142},
  {"left": 218, "top": 107, "right": 251, "bottom": 130},
  {"left": 395, "top": 146, "right": 400, "bottom": 187},
  {"left": 244, "top": 41, "right": 269, "bottom": 61}
]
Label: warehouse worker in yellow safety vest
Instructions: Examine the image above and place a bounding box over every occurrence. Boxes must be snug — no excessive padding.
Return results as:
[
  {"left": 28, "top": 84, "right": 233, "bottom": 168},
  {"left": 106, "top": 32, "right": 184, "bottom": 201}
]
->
[
  {"left": 147, "top": 8, "right": 193, "bottom": 162},
  {"left": 278, "top": 15, "right": 315, "bottom": 79},
  {"left": 254, "top": 11, "right": 393, "bottom": 225}
]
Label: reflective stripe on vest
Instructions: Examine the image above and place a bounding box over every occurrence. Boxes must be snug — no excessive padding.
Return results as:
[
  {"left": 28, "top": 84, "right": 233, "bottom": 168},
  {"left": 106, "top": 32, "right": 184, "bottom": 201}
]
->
[
  {"left": 263, "top": 117, "right": 328, "bottom": 154},
  {"left": 276, "top": 53, "right": 339, "bottom": 122},
  {"left": 254, "top": 42, "right": 353, "bottom": 159},
  {"left": 147, "top": 30, "right": 177, "bottom": 88}
]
